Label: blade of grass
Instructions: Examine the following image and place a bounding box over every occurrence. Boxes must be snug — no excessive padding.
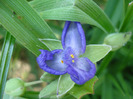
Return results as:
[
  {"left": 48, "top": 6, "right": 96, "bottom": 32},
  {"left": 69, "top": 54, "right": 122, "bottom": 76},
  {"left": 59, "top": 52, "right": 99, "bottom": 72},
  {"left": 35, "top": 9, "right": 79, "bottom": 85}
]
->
[
  {"left": 0, "top": 32, "right": 15, "bottom": 98},
  {"left": 123, "top": 0, "right": 133, "bottom": 14},
  {"left": 0, "top": 0, "right": 56, "bottom": 56},
  {"left": 119, "top": 1, "right": 133, "bottom": 32},
  {"left": 108, "top": 74, "right": 125, "bottom": 95},
  {"left": 104, "top": 0, "right": 119, "bottom": 18},
  {"left": 104, "top": 0, "right": 124, "bottom": 27},
  {"left": 116, "top": 73, "right": 130, "bottom": 97},
  {"left": 102, "top": 75, "right": 113, "bottom": 99}
]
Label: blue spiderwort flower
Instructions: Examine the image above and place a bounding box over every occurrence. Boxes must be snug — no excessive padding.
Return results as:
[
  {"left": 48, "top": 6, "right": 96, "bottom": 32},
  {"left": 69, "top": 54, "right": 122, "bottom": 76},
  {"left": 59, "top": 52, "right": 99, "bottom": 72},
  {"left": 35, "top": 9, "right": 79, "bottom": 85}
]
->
[{"left": 37, "top": 21, "right": 96, "bottom": 85}]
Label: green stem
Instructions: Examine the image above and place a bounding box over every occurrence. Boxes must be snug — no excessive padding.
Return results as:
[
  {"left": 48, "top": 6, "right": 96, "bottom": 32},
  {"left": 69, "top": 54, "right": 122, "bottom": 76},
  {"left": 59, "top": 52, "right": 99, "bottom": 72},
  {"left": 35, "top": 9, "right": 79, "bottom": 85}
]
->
[
  {"left": 96, "top": 52, "right": 115, "bottom": 76},
  {"left": 25, "top": 80, "right": 43, "bottom": 87}
]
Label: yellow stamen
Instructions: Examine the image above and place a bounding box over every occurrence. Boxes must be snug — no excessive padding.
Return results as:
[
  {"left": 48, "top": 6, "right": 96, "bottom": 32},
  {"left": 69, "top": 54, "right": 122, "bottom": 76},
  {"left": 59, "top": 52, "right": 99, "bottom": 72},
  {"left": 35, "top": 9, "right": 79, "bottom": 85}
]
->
[
  {"left": 72, "top": 60, "right": 75, "bottom": 63},
  {"left": 61, "top": 60, "right": 64, "bottom": 63},
  {"left": 70, "top": 54, "right": 74, "bottom": 58}
]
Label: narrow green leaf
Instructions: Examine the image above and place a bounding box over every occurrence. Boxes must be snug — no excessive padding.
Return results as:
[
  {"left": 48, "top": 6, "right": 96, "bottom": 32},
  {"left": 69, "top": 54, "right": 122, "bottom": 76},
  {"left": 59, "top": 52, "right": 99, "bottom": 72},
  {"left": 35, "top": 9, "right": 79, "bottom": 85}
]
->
[
  {"left": 116, "top": 73, "right": 129, "bottom": 96},
  {"left": 105, "top": 0, "right": 124, "bottom": 27},
  {"left": 75, "top": 0, "right": 115, "bottom": 33},
  {"left": 108, "top": 74, "right": 125, "bottom": 95},
  {"left": 111, "top": 0, "right": 124, "bottom": 27},
  {"left": 102, "top": 75, "right": 113, "bottom": 99},
  {"left": 82, "top": 44, "right": 112, "bottom": 63},
  {"left": 119, "top": 1, "right": 133, "bottom": 32},
  {"left": 123, "top": 0, "right": 133, "bottom": 14},
  {"left": 57, "top": 74, "right": 75, "bottom": 98},
  {"left": 104, "top": 0, "right": 119, "bottom": 18},
  {"left": 113, "top": 90, "right": 131, "bottom": 99},
  {"left": 30, "top": 0, "right": 115, "bottom": 33},
  {"left": 0, "top": 0, "right": 56, "bottom": 56},
  {"left": 0, "top": 32, "right": 15, "bottom": 98},
  {"left": 69, "top": 76, "right": 98, "bottom": 99},
  {"left": 29, "top": 0, "right": 75, "bottom": 12}
]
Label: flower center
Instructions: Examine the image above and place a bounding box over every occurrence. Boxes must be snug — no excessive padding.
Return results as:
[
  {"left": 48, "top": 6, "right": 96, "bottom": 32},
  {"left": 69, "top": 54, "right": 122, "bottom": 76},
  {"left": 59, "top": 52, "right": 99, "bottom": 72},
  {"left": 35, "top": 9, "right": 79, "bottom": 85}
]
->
[
  {"left": 70, "top": 54, "right": 75, "bottom": 63},
  {"left": 70, "top": 54, "right": 74, "bottom": 58},
  {"left": 61, "top": 60, "right": 64, "bottom": 63}
]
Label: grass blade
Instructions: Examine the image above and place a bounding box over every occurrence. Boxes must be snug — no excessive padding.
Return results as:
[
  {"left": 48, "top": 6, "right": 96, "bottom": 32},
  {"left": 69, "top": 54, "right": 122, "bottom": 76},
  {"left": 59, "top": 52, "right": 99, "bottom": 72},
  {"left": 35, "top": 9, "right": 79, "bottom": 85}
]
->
[
  {"left": 104, "top": 0, "right": 124, "bottom": 27},
  {"left": 0, "top": 0, "right": 56, "bottom": 56},
  {"left": 119, "top": 1, "right": 133, "bottom": 32},
  {"left": 0, "top": 32, "right": 15, "bottom": 98},
  {"left": 30, "top": 0, "right": 115, "bottom": 33},
  {"left": 102, "top": 75, "right": 113, "bottom": 99}
]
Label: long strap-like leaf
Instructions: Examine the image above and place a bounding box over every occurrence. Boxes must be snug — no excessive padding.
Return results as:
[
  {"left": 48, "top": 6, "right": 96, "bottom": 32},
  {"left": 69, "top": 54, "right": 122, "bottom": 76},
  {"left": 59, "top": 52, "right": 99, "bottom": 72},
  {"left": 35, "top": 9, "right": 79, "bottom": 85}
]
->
[
  {"left": 0, "top": 32, "right": 15, "bottom": 98},
  {"left": 0, "top": 0, "right": 56, "bottom": 56}
]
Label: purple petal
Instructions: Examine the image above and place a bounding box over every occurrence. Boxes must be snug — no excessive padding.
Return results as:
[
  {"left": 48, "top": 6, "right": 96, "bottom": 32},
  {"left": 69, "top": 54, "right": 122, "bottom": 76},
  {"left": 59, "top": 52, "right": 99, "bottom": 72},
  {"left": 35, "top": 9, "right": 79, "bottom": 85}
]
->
[
  {"left": 37, "top": 49, "right": 68, "bottom": 75},
  {"left": 67, "top": 58, "right": 96, "bottom": 85},
  {"left": 62, "top": 21, "right": 86, "bottom": 56}
]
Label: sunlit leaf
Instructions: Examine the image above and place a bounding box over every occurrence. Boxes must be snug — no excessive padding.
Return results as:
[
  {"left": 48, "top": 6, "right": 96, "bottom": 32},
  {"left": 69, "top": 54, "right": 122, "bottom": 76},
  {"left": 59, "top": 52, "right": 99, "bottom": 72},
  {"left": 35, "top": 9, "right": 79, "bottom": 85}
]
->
[
  {"left": 82, "top": 44, "right": 112, "bottom": 63},
  {"left": 0, "top": 0, "right": 56, "bottom": 56},
  {"left": 30, "top": 0, "right": 115, "bottom": 33},
  {"left": 39, "top": 79, "right": 58, "bottom": 98},
  {"left": 39, "top": 74, "right": 75, "bottom": 99},
  {"left": 57, "top": 74, "right": 75, "bottom": 98},
  {"left": 69, "top": 76, "right": 98, "bottom": 99}
]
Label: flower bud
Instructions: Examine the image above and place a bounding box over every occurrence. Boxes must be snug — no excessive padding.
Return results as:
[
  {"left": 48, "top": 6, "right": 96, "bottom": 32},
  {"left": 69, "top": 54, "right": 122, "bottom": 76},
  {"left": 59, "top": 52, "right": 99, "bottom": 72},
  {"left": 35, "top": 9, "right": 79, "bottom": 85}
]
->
[
  {"left": 5, "top": 78, "right": 25, "bottom": 97},
  {"left": 104, "top": 32, "right": 131, "bottom": 51}
]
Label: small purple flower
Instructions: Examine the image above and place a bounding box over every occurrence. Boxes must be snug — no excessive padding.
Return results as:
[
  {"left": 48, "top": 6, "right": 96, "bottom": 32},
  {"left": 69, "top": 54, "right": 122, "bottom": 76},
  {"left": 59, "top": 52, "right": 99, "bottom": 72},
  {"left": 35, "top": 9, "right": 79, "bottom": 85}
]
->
[{"left": 37, "top": 21, "right": 96, "bottom": 85}]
